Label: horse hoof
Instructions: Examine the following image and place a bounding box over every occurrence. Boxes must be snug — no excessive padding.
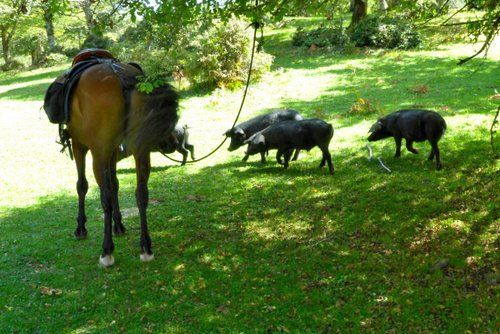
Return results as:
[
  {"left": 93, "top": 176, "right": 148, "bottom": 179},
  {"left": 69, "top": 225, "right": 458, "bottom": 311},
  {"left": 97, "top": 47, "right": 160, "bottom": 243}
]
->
[
  {"left": 99, "top": 255, "right": 115, "bottom": 267},
  {"left": 113, "top": 223, "right": 126, "bottom": 236},
  {"left": 140, "top": 253, "right": 154, "bottom": 262},
  {"left": 74, "top": 228, "right": 88, "bottom": 239}
]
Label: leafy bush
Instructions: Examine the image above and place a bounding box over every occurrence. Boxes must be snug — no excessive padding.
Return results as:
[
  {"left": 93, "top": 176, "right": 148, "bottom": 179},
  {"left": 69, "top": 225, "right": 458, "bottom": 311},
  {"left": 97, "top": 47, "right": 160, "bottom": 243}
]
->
[
  {"left": 41, "top": 53, "right": 69, "bottom": 66},
  {"left": 349, "top": 97, "right": 381, "bottom": 115},
  {"left": 351, "top": 16, "right": 421, "bottom": 50},
  {"left": 63, "top": 47, "right": 81, "bottom": 58},
  {"left": 116, "top": 17, "right": 272, "bottom": 90},
  {"left": 185, "top": 18, "right": 274, "bottom": 89},
  {"left": 1, "top": 59, "right": 24, "bottom": 72},
  {"left": 81, "top": 33, "right": 113, "bottom": 50},
  {"left": 292, "top": 24, "right": 349, "bottom": 49}
]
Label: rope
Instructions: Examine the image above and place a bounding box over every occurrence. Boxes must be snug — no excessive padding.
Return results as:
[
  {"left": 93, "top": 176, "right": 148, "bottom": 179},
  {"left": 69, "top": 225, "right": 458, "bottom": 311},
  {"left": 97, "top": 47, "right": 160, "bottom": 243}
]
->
[{"left": 160, "top": 0, "right": 260, "bottom": 164}]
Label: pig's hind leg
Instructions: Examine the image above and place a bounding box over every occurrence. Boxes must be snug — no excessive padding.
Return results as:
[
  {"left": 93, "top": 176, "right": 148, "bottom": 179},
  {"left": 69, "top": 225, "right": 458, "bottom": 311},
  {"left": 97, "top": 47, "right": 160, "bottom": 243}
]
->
[
  {"left": 276, "top": 150, "right": 284, "bottom": 165},
  {"left": 283, "top": 150, "right": 293, "bottom": 169},
  {"left": 405, "top": 139, "right": 419, "bottom": 154},
  {"left": 319, "top": 146, "right": 334, "bottom": 175},
  {"left": 429, "top": 140, "right": 442, "bottom": 170}
]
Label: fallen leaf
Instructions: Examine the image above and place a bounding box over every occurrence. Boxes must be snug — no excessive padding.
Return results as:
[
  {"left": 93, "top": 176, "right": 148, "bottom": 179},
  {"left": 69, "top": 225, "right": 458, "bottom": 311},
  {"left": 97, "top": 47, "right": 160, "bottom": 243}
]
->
[{"left": 40, "top": 286, "right": 62, "bottom": 297}]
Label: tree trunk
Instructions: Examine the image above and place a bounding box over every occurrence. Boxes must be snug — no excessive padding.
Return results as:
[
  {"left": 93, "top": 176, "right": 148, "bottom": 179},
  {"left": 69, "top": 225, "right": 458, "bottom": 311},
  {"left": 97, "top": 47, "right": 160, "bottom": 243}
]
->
[
  {"left": 1, "top": 29, "right": 11, "bottom": 65},
  {"left": 44, "top": 9, "right": 56, "bottom": 52},
  {"left": 80, "top": 0, "right": 95, "bottom": 32},
  {"left": 31, "top": 34, "right": 44, "bottom": 66},
  {"left": 348, "top": 0, "right": 368, "bottom": 30},
  {"left": 379, "top": 0, "right": 388, "bottom": 11}
]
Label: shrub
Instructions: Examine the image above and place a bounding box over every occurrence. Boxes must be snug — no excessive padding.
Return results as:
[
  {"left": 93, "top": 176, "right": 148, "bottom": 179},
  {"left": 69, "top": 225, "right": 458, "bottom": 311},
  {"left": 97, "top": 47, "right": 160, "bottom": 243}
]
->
[
  {"left": 63, "top": 47, "right": 81, "bottom": 58},
  {"left": 41, "top": 53, "right": 69, "bottom": 66},
  {"left": 116, "top": 17, "right": 273, "bottom": 90},
  {"left": 185, "top": 18, "right": 274, "bottom": 89},
  {"left": 351, "top": 16, "right": 421, "bottom": 50},
  {"left": 349, "top": 97, "right": 381, "bottom": 115},
  {"left": 81, "top": 33, "right": 113, "bottom": 50},
  {"left": 292, "top": 24, "right": 349, "bottom": 49},
  {"left": 1, "top": 60, "right": 24, "bottom": 72}
]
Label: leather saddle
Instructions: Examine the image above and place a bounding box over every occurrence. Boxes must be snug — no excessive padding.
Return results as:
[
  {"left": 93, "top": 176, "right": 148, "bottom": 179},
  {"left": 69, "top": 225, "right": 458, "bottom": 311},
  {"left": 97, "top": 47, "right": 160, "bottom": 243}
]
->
[
  {"left": 72, "top": 48, "right": 115, "bottom": 66},
  {"left": 44, "top": 49, "right": 118, "bottom": 124}
]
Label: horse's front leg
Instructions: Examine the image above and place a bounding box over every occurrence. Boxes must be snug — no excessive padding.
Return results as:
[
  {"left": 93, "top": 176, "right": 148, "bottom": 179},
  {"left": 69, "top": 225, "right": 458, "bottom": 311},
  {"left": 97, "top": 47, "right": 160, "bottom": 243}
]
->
[
  {"left": 73, "top": 141, "right": 89, "bottom": 239},
  {"left": 135, "top": 152, "right": 154, "bottom": 262},
  {"left": 93, "top": 155, "right": 115, "bottom": 267}
]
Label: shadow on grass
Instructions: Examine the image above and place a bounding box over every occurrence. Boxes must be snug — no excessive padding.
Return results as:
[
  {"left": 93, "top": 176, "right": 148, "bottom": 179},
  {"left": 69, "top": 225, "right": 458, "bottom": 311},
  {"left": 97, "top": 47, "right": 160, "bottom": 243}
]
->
[
  {"left": 0, "top": 130, "right": 497, "bottom": 332},
  {"left": 0, "top": 82, "right": 52, "bottom": 101},
  {"left": 0, "top": 67, "right": 65, "bottom": 87}
]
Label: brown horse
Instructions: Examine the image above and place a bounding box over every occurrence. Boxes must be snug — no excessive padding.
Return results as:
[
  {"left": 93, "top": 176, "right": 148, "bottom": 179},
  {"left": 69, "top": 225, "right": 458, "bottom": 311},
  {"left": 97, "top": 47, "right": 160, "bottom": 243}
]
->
[{"left": 48, "top": 60, "right": 178, "bottom": 266}]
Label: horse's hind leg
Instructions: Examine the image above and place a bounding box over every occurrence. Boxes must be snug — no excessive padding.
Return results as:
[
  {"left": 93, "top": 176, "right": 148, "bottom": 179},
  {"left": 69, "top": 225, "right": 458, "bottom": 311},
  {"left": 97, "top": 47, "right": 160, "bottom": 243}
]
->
[
  {"left": 110, "top": 152, "right": 126, "bottom": 235},
  {"left": 92, "top": 154, "right": 115, "bottom": 267},
  {"left": 134, "top": 152, "right": 154, "bottom": 262},
  {"left": 74, "top": 141, "right": 89, "bottom": 239}
]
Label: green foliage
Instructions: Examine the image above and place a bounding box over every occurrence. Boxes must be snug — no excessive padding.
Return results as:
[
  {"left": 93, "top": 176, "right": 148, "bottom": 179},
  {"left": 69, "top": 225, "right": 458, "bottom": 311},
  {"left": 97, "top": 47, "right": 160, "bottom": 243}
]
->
[
  {"left": 0, "top": 59, "right": 24, "bottom": 71},
  {"left": 40, "top": 52, "right": 68, "bottom": 66},
  {"left": 81, "top": 33, "right": 113, "bottom": 50},
  {"left": 350, "top": 15, "right": 421, "bottom": 50},
  {"left": 136, "top": 76, "right": 169, "bottom": 94},
  {"left": 185, "top": 18, "right": 273, "bottom": 89},
  {"left": 349, "top": 96, "right": 383, "bottom": 115},
  {"left": 117, "top": 17, "right": 273, "bottom": 90},
  {"left": 291, "top": 23, "right": 349, "bottom": 49}
]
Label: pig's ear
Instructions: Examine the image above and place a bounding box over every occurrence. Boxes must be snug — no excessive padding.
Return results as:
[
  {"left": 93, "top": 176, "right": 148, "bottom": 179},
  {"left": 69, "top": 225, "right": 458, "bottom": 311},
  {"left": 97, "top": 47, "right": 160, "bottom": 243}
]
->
[
  {"left": 368, "top": 121, "right": 382, "bottom": 133},
  {"left": 223, "top": 129, "right": 233, "bottom": 137}
]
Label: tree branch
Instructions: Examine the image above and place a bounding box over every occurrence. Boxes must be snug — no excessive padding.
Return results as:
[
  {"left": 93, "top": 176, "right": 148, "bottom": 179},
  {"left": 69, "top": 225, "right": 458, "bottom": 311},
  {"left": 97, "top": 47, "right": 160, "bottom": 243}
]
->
[
  {"left": 458, "top": 17, "right": 499, "bottom": 65},
  {"left": 418, "top": 0, "right": 451, "bottom": 27},
  {"left": 440, "top": 3, "right": 467, "bottom": 26}
]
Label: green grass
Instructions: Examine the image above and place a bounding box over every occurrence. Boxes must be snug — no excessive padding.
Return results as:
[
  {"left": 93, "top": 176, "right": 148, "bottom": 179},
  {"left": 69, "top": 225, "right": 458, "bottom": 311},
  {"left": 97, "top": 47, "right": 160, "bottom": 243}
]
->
[{"left": 0, "top": 19, "right": 499, "bottom": 333}]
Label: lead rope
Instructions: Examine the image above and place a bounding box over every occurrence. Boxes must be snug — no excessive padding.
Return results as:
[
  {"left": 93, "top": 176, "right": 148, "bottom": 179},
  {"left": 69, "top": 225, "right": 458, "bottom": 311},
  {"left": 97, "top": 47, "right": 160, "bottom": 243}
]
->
[{"left": 160, "top": 0, "right": 261, "bottom": 164}]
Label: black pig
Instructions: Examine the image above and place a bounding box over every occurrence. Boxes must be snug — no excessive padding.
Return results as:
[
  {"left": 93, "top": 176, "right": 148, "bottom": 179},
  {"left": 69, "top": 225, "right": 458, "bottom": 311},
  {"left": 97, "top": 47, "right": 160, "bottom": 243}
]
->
[
  {"left": 367, "top": 109, "right": 446, "bottom": 170},
  {"left": 158, "top": 124, "right": 195, "bottom": 165},
  {"left": 244, "top": 119, "right": 334, "bottom": 174},
  {"left": 224, "top": 109, "right": 303, "bottom": 162},
  {"left": 118, "top": 125, "right": 195, "bottom": 165}
]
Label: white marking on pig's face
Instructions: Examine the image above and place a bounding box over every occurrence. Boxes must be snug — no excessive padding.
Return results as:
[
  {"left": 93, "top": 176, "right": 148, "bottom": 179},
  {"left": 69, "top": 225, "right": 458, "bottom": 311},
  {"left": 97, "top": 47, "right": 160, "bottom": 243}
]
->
[{"left": 369, "top": 121, "right": 383, "bottom": 133}]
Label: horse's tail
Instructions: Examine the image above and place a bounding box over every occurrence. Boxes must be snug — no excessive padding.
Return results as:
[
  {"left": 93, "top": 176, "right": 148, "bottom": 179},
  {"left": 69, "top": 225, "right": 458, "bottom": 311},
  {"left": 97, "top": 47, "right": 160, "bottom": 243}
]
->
[{"left": 132, "top": 84, "right": 179, "bottom": 155}]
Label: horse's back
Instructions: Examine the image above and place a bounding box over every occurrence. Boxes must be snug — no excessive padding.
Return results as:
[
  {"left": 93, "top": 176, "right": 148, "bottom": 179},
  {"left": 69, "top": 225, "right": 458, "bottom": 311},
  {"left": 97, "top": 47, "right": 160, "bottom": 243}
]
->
[{"left": 68, "top": 63, "right": 140, "bottom": 156}]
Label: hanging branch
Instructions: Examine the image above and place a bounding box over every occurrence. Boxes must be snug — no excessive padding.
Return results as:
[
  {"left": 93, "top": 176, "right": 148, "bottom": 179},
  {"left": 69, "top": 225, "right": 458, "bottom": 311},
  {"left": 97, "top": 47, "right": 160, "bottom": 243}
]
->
[
  {"left": 418, "top": 0, "right": 451, "bottom": 27},
  {"left": 440, "top": 3, "right": 467, "bottom": 26},
  {"left": 458, "top": 17, "right": 499, "bottom": 65}
]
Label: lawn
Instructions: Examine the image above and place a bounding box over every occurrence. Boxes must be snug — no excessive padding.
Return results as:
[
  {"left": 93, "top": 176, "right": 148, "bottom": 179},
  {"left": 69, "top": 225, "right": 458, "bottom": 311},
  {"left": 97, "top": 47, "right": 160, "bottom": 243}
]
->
[{"left": 0, "top": 19, "right": 499, "bottom": 333}]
